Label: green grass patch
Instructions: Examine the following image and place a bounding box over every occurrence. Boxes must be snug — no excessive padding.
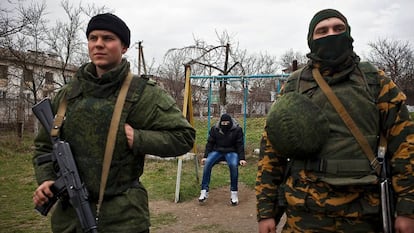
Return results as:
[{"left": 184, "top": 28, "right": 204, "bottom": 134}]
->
[
  {"left": 0, "top": 132, "right": 51, "bottom": 233},
  {"left": 141, "top": 155, "right": 258, "bottom": 202}
]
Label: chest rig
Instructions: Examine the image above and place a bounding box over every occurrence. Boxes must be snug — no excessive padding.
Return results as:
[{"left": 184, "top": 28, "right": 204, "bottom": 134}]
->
[{"left": 284, "top": 62, "right": 382, "bottom": 185}]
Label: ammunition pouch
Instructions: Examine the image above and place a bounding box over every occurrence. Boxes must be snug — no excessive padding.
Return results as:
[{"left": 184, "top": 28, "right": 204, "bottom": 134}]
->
[{"left": 292, "top": 158, "right": 378, "bottom": 186}]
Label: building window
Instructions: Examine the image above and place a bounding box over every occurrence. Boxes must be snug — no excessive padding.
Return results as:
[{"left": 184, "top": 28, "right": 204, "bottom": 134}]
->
[
  {"left": 0, "top": 65, "right": 7, "bottom": 87},
  {"left": 45, "top": 72, "right": 53, "bottom": 84},
  {"left": 0, "top": 90, "right": 6, "bottom": 99},
  {"left": 24, "top": 68, "right": 34, "bottom": 84}
]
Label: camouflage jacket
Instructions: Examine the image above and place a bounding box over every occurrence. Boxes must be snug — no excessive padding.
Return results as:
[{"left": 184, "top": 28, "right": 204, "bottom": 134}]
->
[
  {"left": 33, "top": 59, "right": 195, "bottom": 232},
  {"left": 256, "top": 61, "right": 414, "bottom": 222}
]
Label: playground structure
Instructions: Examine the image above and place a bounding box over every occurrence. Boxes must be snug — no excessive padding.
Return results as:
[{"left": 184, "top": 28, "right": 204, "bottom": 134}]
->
[
  {"left": 134, "top": 42, "right": 293, "bottom": 202},
  {"left": 174, "top": 64, "right": 288, "bottom": 202}
]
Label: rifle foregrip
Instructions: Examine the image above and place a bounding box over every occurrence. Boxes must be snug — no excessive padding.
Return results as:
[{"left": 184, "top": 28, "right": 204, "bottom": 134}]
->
[{"left": 76, "top": 200, "right": 98, "bottom": 233}]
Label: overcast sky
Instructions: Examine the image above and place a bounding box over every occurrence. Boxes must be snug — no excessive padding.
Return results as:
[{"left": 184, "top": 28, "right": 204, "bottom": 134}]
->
[{"left": 45, "top": 0, "right": 414, "bottom": 66}]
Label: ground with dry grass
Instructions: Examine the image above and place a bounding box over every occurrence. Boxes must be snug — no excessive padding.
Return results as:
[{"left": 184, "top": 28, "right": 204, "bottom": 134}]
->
[{"left": 149, "top": 183, "right": 286, "bottom": 233}]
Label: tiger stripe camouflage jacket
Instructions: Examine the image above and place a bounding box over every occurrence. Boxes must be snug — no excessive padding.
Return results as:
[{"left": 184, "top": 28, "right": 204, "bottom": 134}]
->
[{"left": 256, "top": 62, "right": 414, "bottom": 222}]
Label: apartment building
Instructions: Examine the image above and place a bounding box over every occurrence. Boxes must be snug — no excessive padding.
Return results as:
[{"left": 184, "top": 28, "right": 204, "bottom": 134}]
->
[{"left": 0, "top": 48, "right": 77, "bottom": 130}]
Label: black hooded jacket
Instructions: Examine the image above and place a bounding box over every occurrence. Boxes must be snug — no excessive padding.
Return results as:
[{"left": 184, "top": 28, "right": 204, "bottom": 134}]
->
[{"left": 204, "top": 117, "right": 245, "bottom": 160}]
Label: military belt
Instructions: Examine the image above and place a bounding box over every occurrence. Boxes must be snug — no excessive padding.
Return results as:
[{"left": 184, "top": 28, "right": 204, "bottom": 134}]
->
[{"left": 292, "top": 158, "right": 372, "bottom": 176}]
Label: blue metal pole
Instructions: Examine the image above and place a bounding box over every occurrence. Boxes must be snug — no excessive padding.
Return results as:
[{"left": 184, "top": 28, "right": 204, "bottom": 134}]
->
[
  {"left": 191, "top": 74, "right": 288, "bottom": 80},
  {"left": 207, "top": 78, "right": 212, "bottom": 138},
  {"left": 243, "top": 79, "right": 248, "bottom": 146}
]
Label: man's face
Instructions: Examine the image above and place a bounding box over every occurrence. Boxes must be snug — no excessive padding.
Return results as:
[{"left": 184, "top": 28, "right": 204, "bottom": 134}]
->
[
  {"left": 220, "top": 120, "right": 232, "bottom": 132},
  {"left": 313, "top": 17, "right": 346, "bottom": 40},
  {"left": 87, "top": 30, "right": 127, "bottom": 73}
]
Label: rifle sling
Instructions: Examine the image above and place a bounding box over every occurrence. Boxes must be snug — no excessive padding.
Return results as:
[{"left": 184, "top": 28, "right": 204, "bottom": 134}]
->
[
  {"left": 312, "top": 68, "right": 381, "bottom": 176},
  {"left": 96, "top": 72, "right": 134, "bottom": 218},
  {"left": 51, "top": 97, "right": 67, "bottom": 138}
]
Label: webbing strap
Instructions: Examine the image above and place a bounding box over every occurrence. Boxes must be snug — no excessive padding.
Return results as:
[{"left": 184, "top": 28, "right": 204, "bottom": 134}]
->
[
  {"left": 96, "top": 72, "right": 133, "bottom": 218},
  {"left": 51, "top": 97, "right": 67, "bottom": 138},
  {"left": 312, "top": 68, "right": 381, "bottom": 175},
  {"left": 293, "top": 159, "right": 372, "bottom": 175}
]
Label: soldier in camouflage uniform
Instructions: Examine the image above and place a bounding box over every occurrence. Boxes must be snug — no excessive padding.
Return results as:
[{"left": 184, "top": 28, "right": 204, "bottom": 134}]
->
[
  {"left": 32, "top": 13, "right": 195, "bottom": 233},
  {"left": 256, "top": 9, "right": 414, "bottom": 233}
]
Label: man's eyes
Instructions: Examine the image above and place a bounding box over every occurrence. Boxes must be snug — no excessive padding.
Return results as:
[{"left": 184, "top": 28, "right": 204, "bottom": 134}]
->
[
  {"left": 334, "top": 25, "right": 346, "bottom": 32},
  {"left": 314, "top": 25, "right": 346, "bottom": 35},
  {"left": 315, "top": 28, "right": 328, "bottom": 35},
  {"left": 88, "top": 36, "right": 116, "bottom": 41}
]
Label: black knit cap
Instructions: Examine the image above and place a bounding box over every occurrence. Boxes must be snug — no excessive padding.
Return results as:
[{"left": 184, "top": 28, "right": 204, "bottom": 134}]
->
[
  {"left": 86, "top": 13, "right": 131, "bottom": 48},
  {"left": 220, "top": 113, "right": 232, "bottom": 122},
  {"left": 307, "top": 9, "right": 351, "bottom": 48}
]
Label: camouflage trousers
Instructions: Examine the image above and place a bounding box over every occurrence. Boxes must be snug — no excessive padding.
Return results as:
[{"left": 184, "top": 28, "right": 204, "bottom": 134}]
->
[{"left": 281, "top": 207, "right": 381, "bottom": 233}]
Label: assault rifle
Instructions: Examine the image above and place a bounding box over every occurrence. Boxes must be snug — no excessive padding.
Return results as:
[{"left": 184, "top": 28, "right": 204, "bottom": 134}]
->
[
  {"left": 32, "top": 98, "right": 98, "bottom": 233},
  {"left": 378, "top": 143, "right": 395, "bottom": 233}
]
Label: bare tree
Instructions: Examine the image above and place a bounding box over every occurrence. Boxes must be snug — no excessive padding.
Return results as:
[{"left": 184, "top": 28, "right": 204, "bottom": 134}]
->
[
  {"left": 164, "top": 31, "right": 245, "bottom": 115},
  {"left": 367, "top": 38, "right": 414, "bottom": 96},
  {"left": 160, "top": 31, "right": 289, "bottom": 116},
  {"left": 46, "top": 0, "right": 86, "bottom": 86},
  {"left": 279, "top": 49, "right": 307, "bottom": 72},
  {"left": 0, "top": 0, "right": 33, "bottom": 38},
  {"left": 80, "top": 2, "right": 111, "bottom": 18},
  {"left": 0, "top": 1, "right": 50, "bottom": 137},
  {"left": 157, "top": 51, "right": 186, "bottom": 101},
  {"left": 240, "top": 53, "right": 281, "bottom": 115}
]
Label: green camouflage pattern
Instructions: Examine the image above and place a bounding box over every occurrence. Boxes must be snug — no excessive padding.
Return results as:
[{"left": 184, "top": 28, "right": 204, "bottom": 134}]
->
[
  {"left": 266, "top": 92, "right": 330, "bottom": 159},
  {"left": 33, "top": 60, "right": 195, "bottom": 232},
  {"left": 256, "top": 62, "right": 414, "bottom": 232},
  {"left": 285, "top": 63, "right": 380, "bottom": 183}
]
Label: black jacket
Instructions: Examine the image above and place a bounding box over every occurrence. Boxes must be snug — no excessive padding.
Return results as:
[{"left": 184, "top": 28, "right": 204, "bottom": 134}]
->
[{"left": 204, "top": 118, "right": 245, "bottom": 160}]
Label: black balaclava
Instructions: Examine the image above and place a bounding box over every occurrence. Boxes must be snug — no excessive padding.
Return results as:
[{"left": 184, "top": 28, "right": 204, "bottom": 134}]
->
[
  {"left": 220, "top": 114, "right": 233, "bottom": 132},
  {"left": 306, "top": 9, "right": 357, "bottom": 74}
]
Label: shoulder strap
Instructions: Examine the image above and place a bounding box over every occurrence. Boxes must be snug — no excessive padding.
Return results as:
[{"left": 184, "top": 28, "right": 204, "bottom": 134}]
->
[
  {"left": 312, "top": 68, "right": 381, "bottom": 176},
  {"left": 97, "top": 72, "right": 134, "bottom": 218},
  {"left": 50, "top": 97, "right": 67, "bottom": 138}
]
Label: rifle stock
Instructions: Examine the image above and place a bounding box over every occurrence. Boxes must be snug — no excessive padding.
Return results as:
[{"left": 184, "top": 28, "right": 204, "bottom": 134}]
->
[
  {"left": 32, "top": 98, "right": 54, "bottom": 136},
  {"left": 32, "top": 98, "right": 98, "bottom": 233}
]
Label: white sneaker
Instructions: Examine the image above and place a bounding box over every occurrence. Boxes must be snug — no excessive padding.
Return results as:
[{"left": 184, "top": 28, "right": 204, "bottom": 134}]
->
[
  {"left": 230, "top": 191, "right": 238, "bottom": 206},
  {"left": 198, "top": 189, "right": 208, "bottom": 203}
]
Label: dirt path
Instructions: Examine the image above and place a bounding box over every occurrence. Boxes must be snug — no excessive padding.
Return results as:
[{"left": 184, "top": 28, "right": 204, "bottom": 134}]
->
[
  {"left": 149, "top": 183, "right": 258, "bottom": 233},
  {"left": 149, "top": 183, "right": 286, "bottom": 233}
]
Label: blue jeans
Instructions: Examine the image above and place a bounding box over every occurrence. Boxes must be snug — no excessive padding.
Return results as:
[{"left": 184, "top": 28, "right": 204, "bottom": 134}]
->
[{"left": 201, "top": 151, "right": 239, "bottom": 191}]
